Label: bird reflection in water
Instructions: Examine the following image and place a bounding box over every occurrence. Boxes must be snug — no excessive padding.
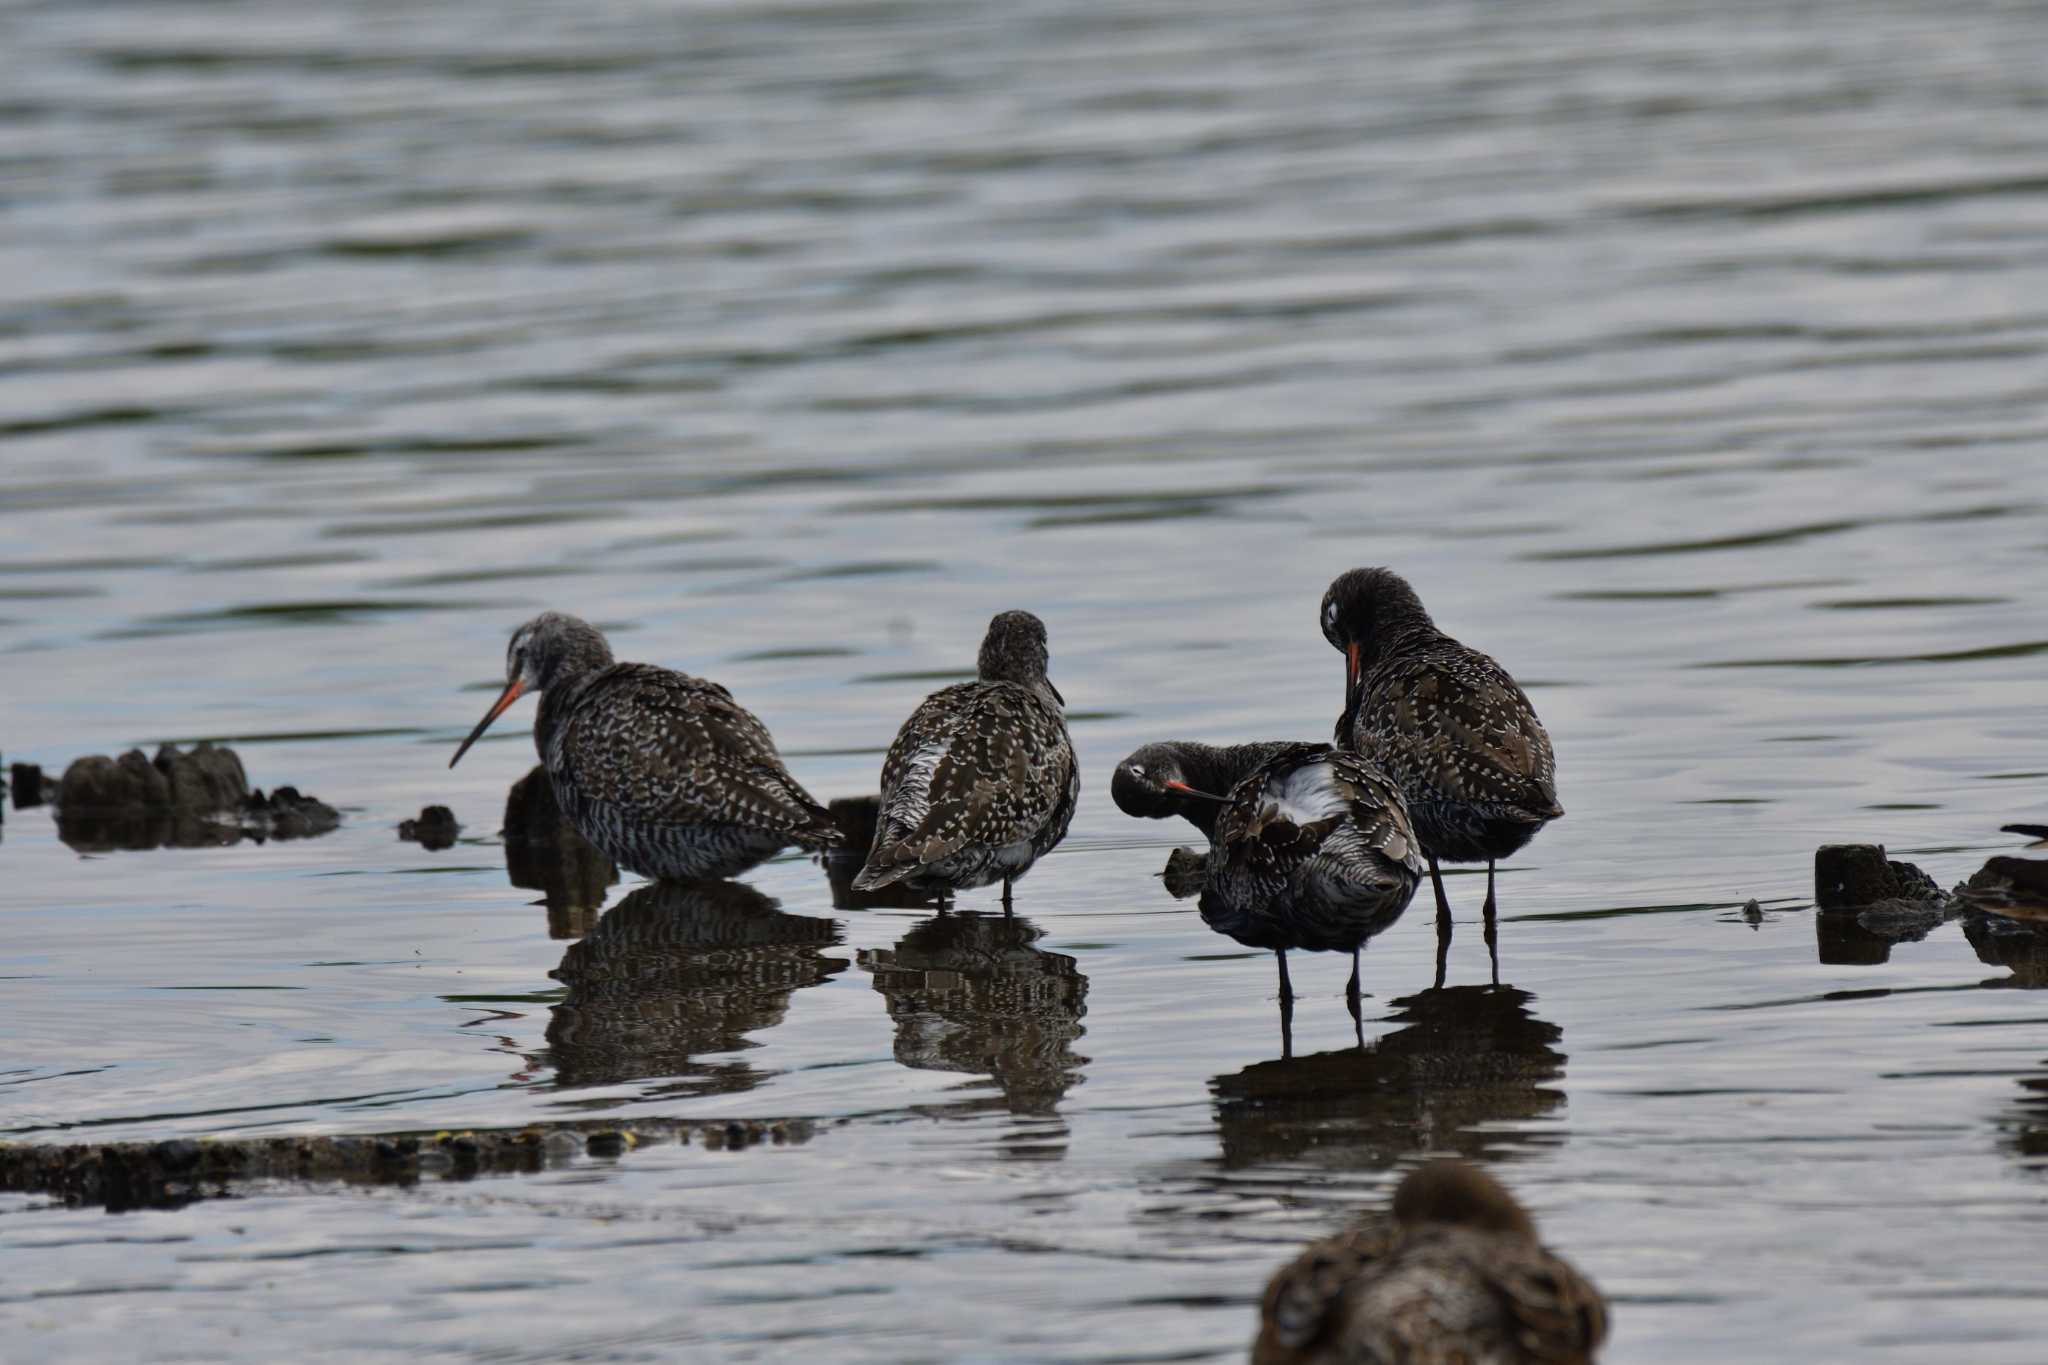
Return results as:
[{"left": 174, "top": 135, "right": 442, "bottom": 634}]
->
[
  {"left": 545, "top": 879, "right": 846, "bottom": 1099},
  {"left": 859, "top": 912, "right": 1088, "bottom": 1152},
  {"left": 1211, "top": 985, "right": 1564, "bottom": 1173},
  {"left": 503, "top": 764, "right": 617, "bottom": 938}
]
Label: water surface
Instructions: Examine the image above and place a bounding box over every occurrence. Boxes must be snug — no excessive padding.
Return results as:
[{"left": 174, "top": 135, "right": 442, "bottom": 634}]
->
[{"left": 5, "top": 0, "right": 2048, "bottom": 1359}]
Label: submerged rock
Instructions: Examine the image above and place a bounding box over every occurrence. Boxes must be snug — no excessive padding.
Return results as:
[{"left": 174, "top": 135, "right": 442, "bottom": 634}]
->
[
  {"left": 10, "top": 761, "right": 47, "bottom": 809},
  {"left": 822, "top": 793, "right": 942, "bottom": 909},
  {"left": 1814, "top": 843, "right": 1948, "bottom": 911},
  {"left": 1162, "top": 845, "right": 1209, "bottom": 899},
  {"left": 503, "top": 764, "right": 615, "bottom": 935},
  {"left": 399, "top": 804, "right": 461, "bottom": 850},
  {"left": 0, "top": 1115, "right": 817, "bottom": 1212},
  {"left": 51, "top": 742, "right": 337, "bottom": 852}
]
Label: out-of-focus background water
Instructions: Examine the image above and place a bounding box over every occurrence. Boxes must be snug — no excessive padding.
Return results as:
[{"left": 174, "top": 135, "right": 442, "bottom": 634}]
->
[{"left": 3, "top": 0, "right": 2047, "bottom": 1359}]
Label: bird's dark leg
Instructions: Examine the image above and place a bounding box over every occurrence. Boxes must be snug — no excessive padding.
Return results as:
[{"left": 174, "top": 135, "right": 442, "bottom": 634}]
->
[
  {"left": 1483, "top": 859, "right": 1499, "bottom": 987},
  {"left": 1001, "top": 876, "right": 1014, "bottom": 916},
  {"left": 1429, "top": 853, "right": 1452, "bottom": 987},
  {"left": 1278, "top": 956, "right": 1295, "bottom": 1060},
  {"left": 1275, "top": 948, "right": 1294, "bottom": 1004}
]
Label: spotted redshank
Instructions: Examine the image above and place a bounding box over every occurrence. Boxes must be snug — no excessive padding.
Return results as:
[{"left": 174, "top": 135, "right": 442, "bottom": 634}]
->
[
  {"left": 1255, "top": 1159, "right": 1608, "bottom": 1365},
  {"left": 1322, "top": 568, "right": 1560, "bottom": 959},
  {"left": 1116, "top": 740, "right": 1421, "bottom": 1024},
  {"left": 448, "top": 612, "right": 840, "bottom": 881},
  {"left": 853, "top": 610, "right": 1077, "bottom": 907}
]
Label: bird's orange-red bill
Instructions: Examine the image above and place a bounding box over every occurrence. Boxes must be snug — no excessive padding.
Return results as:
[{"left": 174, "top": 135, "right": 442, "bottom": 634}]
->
[{"left": 449, "top": 677, "right": 526, "bottom": 769}]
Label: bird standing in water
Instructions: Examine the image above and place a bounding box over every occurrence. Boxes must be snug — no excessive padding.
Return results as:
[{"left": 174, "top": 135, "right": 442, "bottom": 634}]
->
[
  {"left": 1322, "top": 568, "right": 1560, "bottom": 966},
  {"left": 1255, "top": 1159, "right": 1608, "bottom": 1365},
  {"left": 448, "top": 612, "right": 840, "bottom": 881},
  {"left": 854, "top": 610, "right": 1077, "bottom": 908},
  {"left": 1114, "top": 740, "right": 1421, "bottom": 1035}
]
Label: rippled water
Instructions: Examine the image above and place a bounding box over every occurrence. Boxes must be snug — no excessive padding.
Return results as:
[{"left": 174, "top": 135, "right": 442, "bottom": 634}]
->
[{"left": 5, "top": 0, "right": 2048, "bottom": 1358}]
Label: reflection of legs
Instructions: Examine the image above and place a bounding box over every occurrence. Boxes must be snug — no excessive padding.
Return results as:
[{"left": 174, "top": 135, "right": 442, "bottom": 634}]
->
[
  {"left": 1482, "top": 860, "right": 1499, "bottom": 986},
  {"left": 1345, "top": 947, "right": 1364, "bottom": 1041}
]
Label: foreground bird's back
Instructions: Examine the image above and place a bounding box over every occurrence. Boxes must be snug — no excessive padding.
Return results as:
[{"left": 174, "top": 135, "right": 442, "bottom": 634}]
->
[
  {"left": 1350, "top": 641, "right": 1559, "bottom": 823},
  {"left": 1254, "top": 1215, "right": 1606, "bottom": 1365},
  {"left": 546, "top": 662, "right": 837, "bottom": 843},
  {"left": 859, "top": 680, "right": 1075, "bottom": 886}
]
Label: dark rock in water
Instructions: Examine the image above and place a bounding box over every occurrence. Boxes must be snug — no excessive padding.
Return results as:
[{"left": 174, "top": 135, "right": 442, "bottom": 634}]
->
[
  {"left": 52, "top": 742, "right": 337, "bottom": 852},
  {"left": 822, "top": 793, "right": 943, "bottom": 909},
  {"left": 399, "top": 804, "right": 461, "bottom": 850},
  {"left": 503, "top": 764, "right": 616, "bottom": 935},
  {"left": 10, "top": 761, "right": 46, "bottom": 809},
  {"left": 154, "top": 742, "right": 248, "bottom": 814},
  {"left": 59, "top": 750, "right": 171, "bottom": 810},
  {"left": 1814, "top": 843, "right": 1946, "bottom": 911},
  {"left": 251, "top": 785, "right": 340, "bottom": 840},
  {"left": 0, "top": 1115, "right": 818, "bottom": 1211},
  {"left": 1162, "top": 846, "right": 1209, "bottom": 899},
  {"left": 1954, "top": 856, "right": 2048, "bottom": 917},
  {"left": 2001, "top": 823, "right": 2048, "bottom": 844}
]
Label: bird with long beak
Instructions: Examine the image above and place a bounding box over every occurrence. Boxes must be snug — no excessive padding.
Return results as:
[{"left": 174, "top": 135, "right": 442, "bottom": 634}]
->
[
  {"left": 1112, "top": 739, "right": 1421, "bottom": 1029},
  {"left": 449, "top": 612, "right": 840, "bottom": 882},
  {"left": 1321, "top": 568, "right": 1560, "bottom": 961}
]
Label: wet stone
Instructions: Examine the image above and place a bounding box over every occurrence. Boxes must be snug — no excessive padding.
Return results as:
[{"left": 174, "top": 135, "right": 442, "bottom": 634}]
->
[
  {"left": 399, "top": 804, "right": 461, "bottom": 850},
  {"left": 10, "top": 761, "right": 46, "bottom": 809},
  {"left": 1162, "top": 845, "right": 1209, "bottom": 899},
  {"left": 585, "top": 1131, "right": 627, "bottom": 1157},
  {"left": 1814, "top": 844, "right": 1947, "bottom": 911}
]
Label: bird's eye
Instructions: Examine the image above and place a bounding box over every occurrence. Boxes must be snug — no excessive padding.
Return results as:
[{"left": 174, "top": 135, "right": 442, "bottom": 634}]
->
[{"left": 1128, "top": 764, "right": 1144, "bottom": 777}]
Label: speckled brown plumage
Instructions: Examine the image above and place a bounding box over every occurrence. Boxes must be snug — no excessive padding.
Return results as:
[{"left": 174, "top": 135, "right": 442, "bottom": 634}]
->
[
  {"left": 854, "top": 611, "right": 1078, "bottom": 900},
  {"left": 1254, "top": 1161, "right": 1608, "bottom": 1365},
  {"left": 1323, "top": 569, "right": 1559, "bottom": 932},
  {"left": 1196, "top": 743, "right": 1423, "bottom": 960},
  {"left": 450, "top": 612, "right": 840, "bottom": 882}
]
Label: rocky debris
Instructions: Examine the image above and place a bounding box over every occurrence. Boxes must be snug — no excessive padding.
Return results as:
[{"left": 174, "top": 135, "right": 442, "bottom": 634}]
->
[
  {"left": 822, "top": 793, "right": 941, "bottom": 909},
  {"left": 51, "top": 742, "right": 338, "bottom": 851},
  {"left": 1162, "top": 845, "right": 1209, "bottom": 899},
  {"left": 502, "top": 764, "right": 615, "bottom": 936},
  {"left": 399, "top": 804, "right": 461, "bottom": 850},
  {"left": 10, "top": 761, "right": 48, "bottom": 809},
  {"left": 1813, "top": 843, "right": 1948, "bottom": 911},
  {"left": 0, "top": 1116, "right": 817, "bottom": 1212},
  {"left": 1741, "top": 898, "right": 1765, "bottom": 927}
]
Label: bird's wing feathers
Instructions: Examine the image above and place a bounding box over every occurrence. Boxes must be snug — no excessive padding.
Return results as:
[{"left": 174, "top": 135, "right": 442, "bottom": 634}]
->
[
  {"left": 1355, "top": 648, "right": 1560, "bottom": 821},
  {"left": 558, "top": 664, "right": 837, "bottom": 843},
  {"left": 867, "top": 683, "right": 1072, "bottom": 873},
  {"left": 1252, "top": 1219, "right": 1400, "bottom": 1365}
]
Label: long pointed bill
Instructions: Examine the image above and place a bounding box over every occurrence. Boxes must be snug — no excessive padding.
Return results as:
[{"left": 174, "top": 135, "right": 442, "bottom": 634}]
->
[
  {"left": 1164, "top": 779, "right": 1230, "bottom": 803},
  {"left": 449, "top": 678, "right": 525, "bottom": 769},
  {"left": 1343, "top": 642, "right": 1364, "bottom": 720}
]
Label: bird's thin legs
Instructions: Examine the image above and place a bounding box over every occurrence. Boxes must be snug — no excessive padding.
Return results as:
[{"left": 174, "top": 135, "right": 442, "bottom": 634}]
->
[
  {"left": 1277, "top": 951, "right": 1296, "bottom": 1059},
  {"left": 1275, "top": 948, "right": 1294, "bottom": 1004},
  {"left": 1001, "top": 877, "right": 1014, "bottom": 916}
]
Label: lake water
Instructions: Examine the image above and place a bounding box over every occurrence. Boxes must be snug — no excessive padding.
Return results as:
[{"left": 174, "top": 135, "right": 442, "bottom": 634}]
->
[{"left": 4, "top": 0, "right": 2048, "bottom": 1359}]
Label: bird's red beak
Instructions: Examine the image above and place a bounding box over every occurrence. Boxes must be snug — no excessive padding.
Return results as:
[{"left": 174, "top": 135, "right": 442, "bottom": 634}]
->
[
  {"left": 1343, "top": 642, "right": 1364, "bottom": 719},
  {"left": 449, "top": 678, "right": 526, "bottom": 769},
  {"left": 1164, "top": 779, "right": 1229, "bottom": 803}
]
